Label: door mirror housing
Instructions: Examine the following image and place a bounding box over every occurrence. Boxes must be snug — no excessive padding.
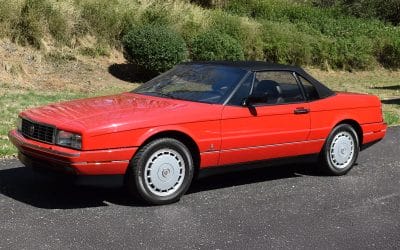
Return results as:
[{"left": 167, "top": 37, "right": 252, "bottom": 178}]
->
[{"left": 241, "top": 94, "right": 268, "bottom": 107}]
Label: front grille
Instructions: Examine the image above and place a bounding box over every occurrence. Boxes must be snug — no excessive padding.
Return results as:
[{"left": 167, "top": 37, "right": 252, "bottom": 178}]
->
[{"left": 21, "top": 119, "right": 55, "bottom": 144}]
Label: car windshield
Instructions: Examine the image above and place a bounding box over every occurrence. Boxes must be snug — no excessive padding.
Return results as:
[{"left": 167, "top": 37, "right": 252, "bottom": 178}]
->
[{"left": 133, "top": 64, "right": 247, "bottom": 104}]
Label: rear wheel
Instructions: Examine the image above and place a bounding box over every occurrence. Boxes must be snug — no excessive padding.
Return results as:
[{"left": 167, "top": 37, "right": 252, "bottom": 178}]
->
[
  {"left": 320, "top": 124, "right": 360, "bottom": 175},
  {"left": 125, "top": 138, "right": 194, "bottom": 205}
]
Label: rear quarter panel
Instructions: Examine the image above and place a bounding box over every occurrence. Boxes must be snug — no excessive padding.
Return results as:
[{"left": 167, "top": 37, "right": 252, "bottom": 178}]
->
[{"left": 308, "top": 93, "right": 383, "bottom": 141}]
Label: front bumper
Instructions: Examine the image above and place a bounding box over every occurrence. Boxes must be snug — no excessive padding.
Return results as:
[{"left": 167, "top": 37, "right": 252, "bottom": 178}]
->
[{"left": 8, "top": 130, "right": 137, "bottom": 175}]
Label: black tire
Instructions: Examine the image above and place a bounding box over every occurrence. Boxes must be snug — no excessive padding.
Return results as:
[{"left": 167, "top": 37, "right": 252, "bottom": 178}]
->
[
  {"left": 125, "top": 138, "right": 194, "bottom": 205},
  {"left": 320, "top": 124, "right": 360, "bottom": 176}
]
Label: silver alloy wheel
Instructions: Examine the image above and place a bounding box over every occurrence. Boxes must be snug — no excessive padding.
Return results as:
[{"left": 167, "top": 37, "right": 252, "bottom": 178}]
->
[
  {"left": 144, "top": 148, "right": 185, "bottom": 197},
  {"left": 329, "top": 131, "right": 355, "bottom": 169}
]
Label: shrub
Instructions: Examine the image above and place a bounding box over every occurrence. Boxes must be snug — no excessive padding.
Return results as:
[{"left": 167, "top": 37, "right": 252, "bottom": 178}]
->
[
  {"left": 122, "top": 25, "right": 188, "bottom": 73},
  {"left": 312, "top": 0, "right": 337, "bottom": 8},
  {"left": 378, "top": 39, "right": 400, "bottom": 68},
  {"left": 178, "top": 15, "right": 205, "bottom": 41},
  {"left": 314, "top": 0, "right": 400, "bottom": 25},
  {"left": 337, "top": 0, "right": 400, "bottom": 25},
  {"left": 225, "top": 0, "right": 283, "bottom": 19},
  {"left": 0, "top": 1, "right": 22, "bottom": 37},
  {"left": 261, "top": 21, "right": 315, "bottom": 66},
  {"left": 191, "top": 31, "right": 244, "bottom": 61},
  {"left": 141, "top": 3, "right": 172, "bottom": 26},
  {"left": 209, "top": 10, "right": 264, "bottom": 59},
  {"left": 328, "top": 36, "right": 376, "bottom": 70},
  {"left": 10, "top": 0, "right": 73, "bottom": 47},
  {"left": 191, "top": 0, "right": 229, "bottom": 8},
  {"left": 12, "top": 0, "right": 67, "bottom": 48},
  {"left": 80, "top": 0, "right": 123, "bottom": 45}
]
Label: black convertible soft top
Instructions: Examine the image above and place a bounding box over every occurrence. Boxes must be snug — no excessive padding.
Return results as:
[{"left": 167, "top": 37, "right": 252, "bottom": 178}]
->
[{"left": 184, "top": 61, "right": 335, "bottom": 99}]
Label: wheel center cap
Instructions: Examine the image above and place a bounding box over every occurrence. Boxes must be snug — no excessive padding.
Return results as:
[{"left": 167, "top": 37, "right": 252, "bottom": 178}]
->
[
  {"left": 162, "top": 168, "right": 170, "bottom": 177},
  {"left": 340, "top": 148, "right": 346, "bottom": 155},
  {"left": 157, "top": 164, "right": 174, "bottom": 182}
]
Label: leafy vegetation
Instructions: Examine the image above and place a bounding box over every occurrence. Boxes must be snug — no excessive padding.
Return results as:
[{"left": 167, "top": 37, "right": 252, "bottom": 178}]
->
[
  {"left": 312, "top": 0, "right": 400, "bottom": 25},
  {"left": 122, "top": 25, "right": 188, "bottom": 73},
  {"left": 191, "top": 31, "right": 244, "bottom": 61},
  {"left": 0, "top": 0, "right": 400, "bottom": 72},
  {"left": 384, "top": 111, "right": 400, "bottom": 125}
]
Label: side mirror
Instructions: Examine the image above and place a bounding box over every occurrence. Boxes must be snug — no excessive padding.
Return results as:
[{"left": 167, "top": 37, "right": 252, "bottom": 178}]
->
[{"left": 241, "top": 94, "right": 268, "bottom": 107}]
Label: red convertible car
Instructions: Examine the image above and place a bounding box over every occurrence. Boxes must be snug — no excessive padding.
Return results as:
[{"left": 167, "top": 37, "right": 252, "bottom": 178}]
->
[{"left": 9, "top": 61, "right": 386, "bottom": 204}]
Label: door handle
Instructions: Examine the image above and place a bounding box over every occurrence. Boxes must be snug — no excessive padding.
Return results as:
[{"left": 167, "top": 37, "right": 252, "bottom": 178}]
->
[{"left": 294, "top": 107, "right": 310, "bottom": 114}]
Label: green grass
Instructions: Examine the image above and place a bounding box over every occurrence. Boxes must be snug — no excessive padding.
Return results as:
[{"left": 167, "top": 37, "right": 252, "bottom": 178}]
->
[{"left": 384, "top": 111, "right": 400, "bottom": 125}]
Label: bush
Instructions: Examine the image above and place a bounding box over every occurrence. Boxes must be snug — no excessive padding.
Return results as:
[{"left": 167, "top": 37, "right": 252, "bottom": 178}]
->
[
  {"left": 261, "top": 21, "right": 315, "bottom": 66},
  {"left": 327, "top": 36, "right": 376, "bottom": 70},
  {"left": 191, "top": 0, "right": 229, "bottom": 8},
  {"left": 313, "top": 0, "right": 400, "bottom": 25},
  {"left": 337, "top": 0, "right": 400, "bottom": 25},
  {"left": 12, "top": 0, "right": 68, "bottom": 48},
  {"left": 80, "top": 0, "right": 123, "bottom": 45},
  {"left": 225, "top": 0, "right": 283, "bottom": 19},
  {"left": 122, "top": 25, "right": 188, "bottom": 73},
  {"left": 141, "top": 3, "right": 172, "bottom": 26},
  {"left": 0, "top": 1, "right": 21, "bottom": 37},
  {"left": 191, "top": 31, "right": 244, "bottom": 61},
  {"left": 378, "top": 39, "right": 400, "bottom": 68},
  {"left": 209, "top": 10, "right": 264, "bottom": 59}
]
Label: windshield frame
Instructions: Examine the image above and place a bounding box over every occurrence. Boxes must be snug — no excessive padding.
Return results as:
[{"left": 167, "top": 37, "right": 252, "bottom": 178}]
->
[{"left": 132, "top": 64, "right": 249, "bottom": 105}]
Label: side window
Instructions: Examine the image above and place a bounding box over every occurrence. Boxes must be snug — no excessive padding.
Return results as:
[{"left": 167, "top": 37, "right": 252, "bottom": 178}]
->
[
  {"left": 253, "top": 71, "right": 304, "bottom": 105},
  {"left": 227, "top": 74, "right": 253, "bottom": 106},
  {"left": 298, "top": 75, "right": 319, "bottom": 101}
]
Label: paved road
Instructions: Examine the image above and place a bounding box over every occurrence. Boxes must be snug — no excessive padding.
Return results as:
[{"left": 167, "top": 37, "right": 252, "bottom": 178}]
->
[{"left": 0, "top": 127, "right": 399, "bottom": 249}]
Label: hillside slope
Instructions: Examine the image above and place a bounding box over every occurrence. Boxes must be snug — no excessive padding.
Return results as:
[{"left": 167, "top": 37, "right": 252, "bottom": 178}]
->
[{"left": 0, "top": 0, "right": 399, "bottom": 70}]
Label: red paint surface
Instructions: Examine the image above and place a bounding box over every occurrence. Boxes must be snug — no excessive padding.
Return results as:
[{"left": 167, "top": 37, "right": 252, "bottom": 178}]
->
[{"left": 9, "top": 92, "right": 387, "bottom": 175}]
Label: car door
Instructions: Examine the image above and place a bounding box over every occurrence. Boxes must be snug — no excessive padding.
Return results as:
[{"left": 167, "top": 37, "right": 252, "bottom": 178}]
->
[{"left": 219, "top": 70, "right": 312, "bottom": 165}]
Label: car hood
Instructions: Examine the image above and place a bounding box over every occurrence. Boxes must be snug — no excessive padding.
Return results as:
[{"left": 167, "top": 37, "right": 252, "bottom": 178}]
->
[{"left": 20, "top": 93, "right": 222, "bottom": 135}]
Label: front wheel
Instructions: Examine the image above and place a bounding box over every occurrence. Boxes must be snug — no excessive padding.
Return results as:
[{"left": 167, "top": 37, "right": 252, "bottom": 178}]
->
[
  {"left": 320, "top": 124, "right": 360, "bottom": 175},
  {"left": 125, "top": 138, "right": 194, "bottom": 205}
]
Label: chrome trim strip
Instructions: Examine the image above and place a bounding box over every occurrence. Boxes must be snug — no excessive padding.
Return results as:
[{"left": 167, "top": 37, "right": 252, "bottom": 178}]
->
[
  {"left": 201, "top": 150, "right": 219, "bottom": 155},
  {"left": 363, "top": 132, "right": 374, "bottom": 136},
  {"left": 201, "top": 139, "right": 325, "bottom": 154},
  {"left": 363, "top": 128, "right": 386, "bottom": 136},
  {"left": 73, "top": 160, "right": 130, "bottom": 166}
]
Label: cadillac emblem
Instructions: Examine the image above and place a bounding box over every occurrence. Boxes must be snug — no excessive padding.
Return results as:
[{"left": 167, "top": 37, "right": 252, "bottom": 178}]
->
[{"left": 29, "top": 125, "right": 35, "bottom": 136}]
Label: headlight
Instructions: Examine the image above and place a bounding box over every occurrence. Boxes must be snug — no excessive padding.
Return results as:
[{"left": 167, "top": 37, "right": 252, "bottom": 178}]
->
[
  {"left": 16, "top": 117, "right": 22, "bottom": 132},
  {"left": 56, "top": 130, "right": 82, "bottom": 149}
]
